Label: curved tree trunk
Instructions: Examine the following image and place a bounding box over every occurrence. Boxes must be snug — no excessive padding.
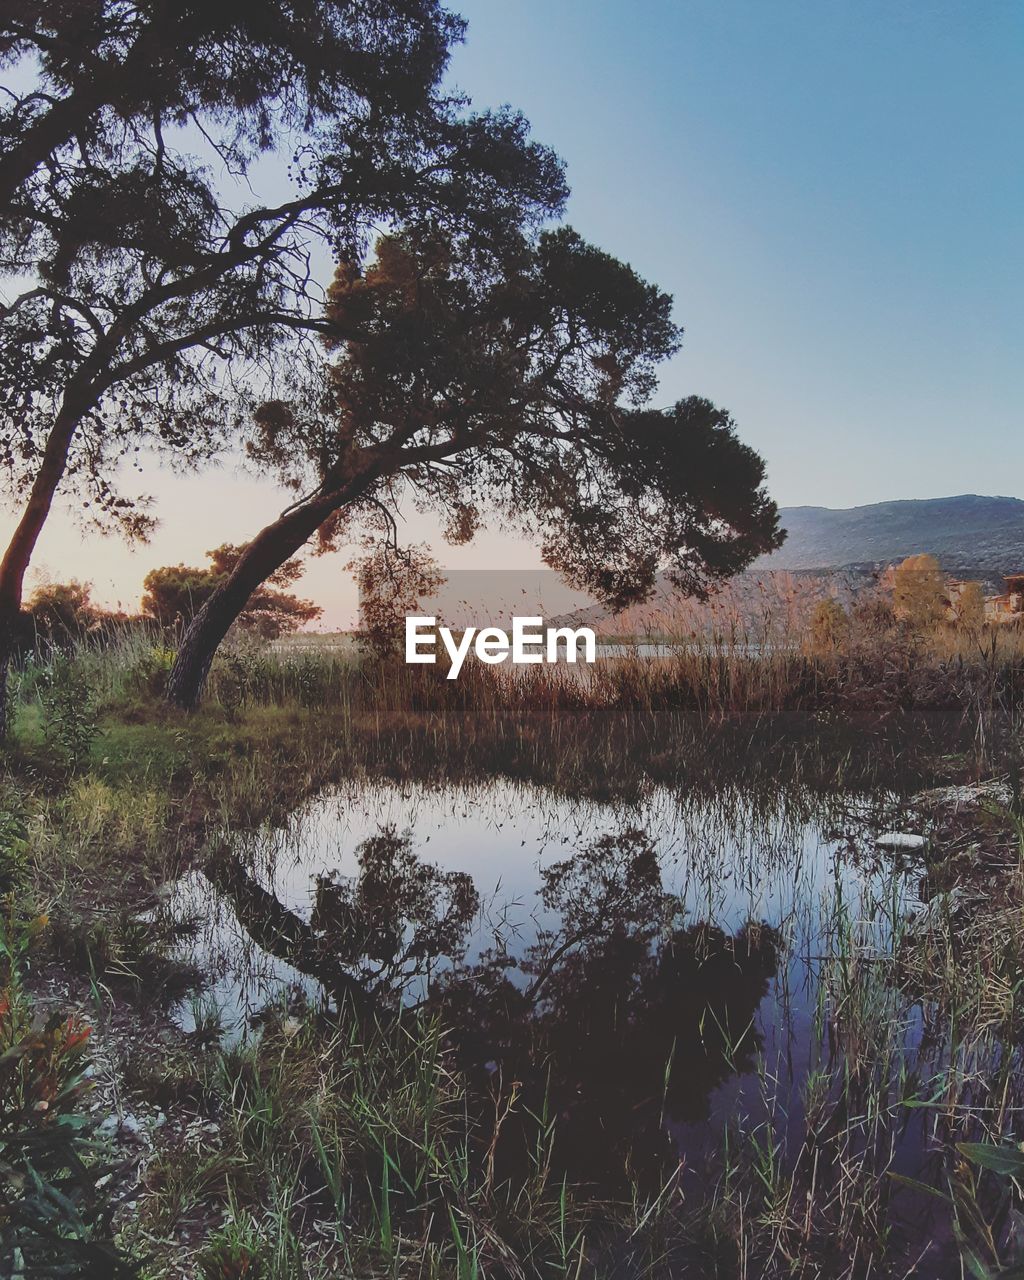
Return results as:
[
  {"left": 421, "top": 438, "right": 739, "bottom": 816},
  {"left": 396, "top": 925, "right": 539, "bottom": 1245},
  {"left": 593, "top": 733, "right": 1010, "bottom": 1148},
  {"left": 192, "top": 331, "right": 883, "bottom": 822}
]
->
[
  {"left": 165, "top": 487, "right": 353, "bottom": 710},
  {"left": 0, "top": 400, "right": 86, "bottom": 738},
  {"left": 204, "top": 849, "right": 372, "bottom": 1015},
  {"left": 164, "top": 582, "right": 255, "bottom": 712}
]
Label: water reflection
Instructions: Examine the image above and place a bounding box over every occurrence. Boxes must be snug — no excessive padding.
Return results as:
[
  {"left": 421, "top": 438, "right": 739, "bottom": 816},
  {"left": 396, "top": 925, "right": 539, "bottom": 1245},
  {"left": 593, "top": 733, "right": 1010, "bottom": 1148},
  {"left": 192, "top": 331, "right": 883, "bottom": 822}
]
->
[
  {"left": 198, "top": 818, "right": 784, "bottom": 1189},
  {"left": 178, "top": 778, "right": 916, "bottom": 1179},
  {"left": 159, "top": 778, "right": 1022, "bottom": 1272},
  {"left": 173, "top": 780, "right": 905, "bottom": 1031},
  {"left": 206, "top": 826, "right": 479, "bottom": 1011},
  {"left": 434, "top": 829, "right": 781, "bottom": 1188}
]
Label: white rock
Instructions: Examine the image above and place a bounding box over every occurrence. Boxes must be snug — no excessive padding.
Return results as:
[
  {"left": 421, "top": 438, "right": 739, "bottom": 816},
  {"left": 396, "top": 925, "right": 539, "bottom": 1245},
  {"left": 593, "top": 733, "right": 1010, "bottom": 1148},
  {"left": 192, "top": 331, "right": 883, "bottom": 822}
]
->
[
  {"left": 875, "top": 832, "right": 927, "bottom": 851},
  {"left": 905, "top": 888, "right": 967, "bottom": 936},
  {"left": 98, "top": 1112, "right": 143, "bottom": 1140}
]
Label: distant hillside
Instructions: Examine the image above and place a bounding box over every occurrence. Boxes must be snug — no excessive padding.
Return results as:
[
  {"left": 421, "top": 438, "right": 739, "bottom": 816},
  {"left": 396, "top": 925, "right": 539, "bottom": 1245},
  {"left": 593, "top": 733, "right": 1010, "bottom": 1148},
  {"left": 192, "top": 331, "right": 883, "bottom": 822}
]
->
[
  {"left": 759, "top": 494, "right": 1024, "bottom": 574},
  {"left": 549, "top": 495, "right": 1024, "bottom": 638}
]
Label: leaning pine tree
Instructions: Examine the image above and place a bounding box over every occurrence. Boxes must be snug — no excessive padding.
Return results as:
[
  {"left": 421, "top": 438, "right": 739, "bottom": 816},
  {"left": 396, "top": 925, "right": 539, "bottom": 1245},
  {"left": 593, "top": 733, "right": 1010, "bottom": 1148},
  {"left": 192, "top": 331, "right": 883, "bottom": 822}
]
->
[
  {"left": 0, "top": 0, "right": 565, "bottom": 733},
  {"left": 165, "top": 228, "right": 784, "bottom": 707}
]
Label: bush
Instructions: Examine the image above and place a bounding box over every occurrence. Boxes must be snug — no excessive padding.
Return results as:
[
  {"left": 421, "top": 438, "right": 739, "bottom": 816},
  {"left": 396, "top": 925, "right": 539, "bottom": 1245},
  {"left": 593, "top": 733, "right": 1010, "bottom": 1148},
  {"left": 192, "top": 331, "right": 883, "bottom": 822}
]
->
[
  {"left": 0, "top": 798, "right": 28, "bottom": 897},
  {"left": 807, "top": 598, "right": 849, "bottom": 653},
  {"left": 125, "top": 644, "right": 176, "bottom": 699},
  {"left": 37, "top": 655, "right": 98, "bottom": 769},
  {"left": 0, "top": 912, "right": 137, "bottom": 1276}
]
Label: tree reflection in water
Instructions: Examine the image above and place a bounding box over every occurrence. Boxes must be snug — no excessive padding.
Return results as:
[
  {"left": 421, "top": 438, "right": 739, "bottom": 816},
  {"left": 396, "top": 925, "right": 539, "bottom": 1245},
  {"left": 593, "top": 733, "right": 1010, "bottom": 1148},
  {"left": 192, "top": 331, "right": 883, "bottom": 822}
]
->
[
  {"left": 205, "top": 825, "right": 780, "bottom": 1190},
  {"left": 206, "top": 826, "right": 480, "bottom": 1010},
  {"left": 434, "top": 830, "right": 780, "bottom": 1189}
]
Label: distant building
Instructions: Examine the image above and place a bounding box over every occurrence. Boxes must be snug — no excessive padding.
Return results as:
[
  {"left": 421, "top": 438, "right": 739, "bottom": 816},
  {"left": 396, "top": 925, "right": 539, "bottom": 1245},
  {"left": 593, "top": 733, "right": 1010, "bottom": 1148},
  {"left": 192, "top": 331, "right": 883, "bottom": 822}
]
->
[
  {"left": 885, "top": 564, "right": 1024, "bottom": 624},
  {"left": 984, "top": 574, "right": 1024, "bottom": 622}
]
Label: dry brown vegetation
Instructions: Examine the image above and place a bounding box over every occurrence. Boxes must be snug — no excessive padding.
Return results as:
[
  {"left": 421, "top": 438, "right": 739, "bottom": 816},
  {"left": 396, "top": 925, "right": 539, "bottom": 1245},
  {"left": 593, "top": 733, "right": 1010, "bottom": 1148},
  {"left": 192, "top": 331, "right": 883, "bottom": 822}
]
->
[{"left": 5, "top": 599, "right": 1024, "bottom": 1278}]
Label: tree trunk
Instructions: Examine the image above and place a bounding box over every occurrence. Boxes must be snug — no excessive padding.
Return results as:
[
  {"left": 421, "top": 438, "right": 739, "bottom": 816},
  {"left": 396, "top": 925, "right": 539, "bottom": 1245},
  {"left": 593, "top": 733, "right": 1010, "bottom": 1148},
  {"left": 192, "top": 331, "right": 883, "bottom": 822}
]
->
[
  {"left": 204, "top": 851, "right": 372, "bottom": 1015},
  {"left": 0, "top": 621, "right": 13, "bottom": 742},
  {"left": 0, "top": 401, "right": 85, "bottom": 739},
  {"left": 166, "top": 488, "right": 352, "bottom": 710}
]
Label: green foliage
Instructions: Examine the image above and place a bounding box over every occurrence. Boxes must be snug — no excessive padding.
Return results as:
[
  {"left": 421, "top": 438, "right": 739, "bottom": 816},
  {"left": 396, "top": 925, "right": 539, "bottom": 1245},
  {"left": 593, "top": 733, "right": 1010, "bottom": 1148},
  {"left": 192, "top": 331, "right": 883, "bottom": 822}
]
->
[
  {"left": 20, "top": 582, "right": 135, "bottom": 661},
  {"left": 197, "top": 1223, "right": 267, "bottom": 1280},
  {"left": 206, "top": 648, "right": 353, "bottom": 711},
  {"left": 1, "top": 0, "right": 552, "bottom": 527},
  {"left": 0, "top": 913, "right": 137, "bottom": 1277},
  {"left": 353, "top": 544, "right": 444, "bottom": 658},
  {"left": 169, "top": 226, "right": 781, "bottom": 707},
  {"left": 46, "top": 910, "right": 202, "bottom": 1007},
  {"left": 7, "top": 634, "right": 1024, "bottom": 1273},
  {"left": 956, "top": 1143, "right": 1024, "bottom": 1278},
  {"left": 0, "top": 796, "right": 28, "bottom": 897},
  {"left": 142, "top": 546, "right": 321, "bottom": 640},
  {"left": 316, "top": 231, "right": 780, "bottom": 612},
  {"left": 37, "top": 654, "right": 98, "bottom": 769},
  {"left": 125, "top": 644, "right": 177, "bottom": 699},
  {"left": 27, "top": 580, "right": 100, "bottom": 644},
  {"left": 0, "top": 0, "right": 567, "bottom": 734},
  {"left": 960, "top": 1142, "right": 1024, "bottom": 1178}
]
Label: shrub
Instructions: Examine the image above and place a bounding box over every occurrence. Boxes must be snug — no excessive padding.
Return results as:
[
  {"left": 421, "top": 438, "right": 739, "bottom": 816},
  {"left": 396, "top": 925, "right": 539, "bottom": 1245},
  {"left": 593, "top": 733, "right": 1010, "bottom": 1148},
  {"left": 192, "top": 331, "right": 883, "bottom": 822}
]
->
[
  {"left": 36, "top": 655, "right": 98, "bottom": 769},
  {"left": 0, "top": 913, "right": 137, "bottom": 1276},
  {"left": 0, "top": 797, "right": 28, "bottom": 897},
  {"left": 807, "top": 598, "right": 849, "bottom": 653}
]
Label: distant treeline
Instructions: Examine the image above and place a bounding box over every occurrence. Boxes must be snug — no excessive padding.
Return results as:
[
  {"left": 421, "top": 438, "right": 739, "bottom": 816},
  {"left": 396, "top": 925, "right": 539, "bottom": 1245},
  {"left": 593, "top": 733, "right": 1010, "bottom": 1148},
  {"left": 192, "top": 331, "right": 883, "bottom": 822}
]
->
[{"left": 19, "top": 543, "right": 319, "bottom": 653}]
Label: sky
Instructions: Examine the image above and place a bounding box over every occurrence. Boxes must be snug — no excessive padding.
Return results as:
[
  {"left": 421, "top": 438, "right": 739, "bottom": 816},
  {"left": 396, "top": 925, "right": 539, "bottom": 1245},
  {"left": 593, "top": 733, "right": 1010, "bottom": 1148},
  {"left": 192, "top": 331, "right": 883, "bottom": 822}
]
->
[{"left": 4, "top": 0, "right": 1022, "bottom": 625}]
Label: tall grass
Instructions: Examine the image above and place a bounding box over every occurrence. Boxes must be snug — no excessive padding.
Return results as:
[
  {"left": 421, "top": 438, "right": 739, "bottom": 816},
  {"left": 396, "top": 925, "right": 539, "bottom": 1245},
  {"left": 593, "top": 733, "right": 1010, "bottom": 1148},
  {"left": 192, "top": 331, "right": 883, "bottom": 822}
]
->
[
  {"left": 6, "top": 608, "right": 1024, "bottom": 1276},
  {"left": 11, "top": 600, "right": 1024, "bottom": 751}
]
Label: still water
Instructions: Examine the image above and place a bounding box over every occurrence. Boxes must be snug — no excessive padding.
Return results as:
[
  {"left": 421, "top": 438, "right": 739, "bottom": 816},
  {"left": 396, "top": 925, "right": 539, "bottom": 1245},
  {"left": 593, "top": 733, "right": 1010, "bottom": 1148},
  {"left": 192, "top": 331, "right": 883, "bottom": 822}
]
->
[
  {"left": 170, "top": 779, "right": 909, "bottom": 1028},
  {"left": 164, "top": 779, "right": 959, "bottom": 1189}
]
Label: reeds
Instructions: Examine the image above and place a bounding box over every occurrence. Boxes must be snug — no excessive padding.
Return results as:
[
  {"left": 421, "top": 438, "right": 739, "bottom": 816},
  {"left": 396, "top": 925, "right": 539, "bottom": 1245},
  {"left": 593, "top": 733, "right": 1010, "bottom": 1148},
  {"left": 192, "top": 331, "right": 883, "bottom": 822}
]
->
[
  {"left": 6, "top": 604, "right": 1024, "bottom": 1276},
  {"left": 11, "top": 597, "right": 1024, "bottom": 762}
]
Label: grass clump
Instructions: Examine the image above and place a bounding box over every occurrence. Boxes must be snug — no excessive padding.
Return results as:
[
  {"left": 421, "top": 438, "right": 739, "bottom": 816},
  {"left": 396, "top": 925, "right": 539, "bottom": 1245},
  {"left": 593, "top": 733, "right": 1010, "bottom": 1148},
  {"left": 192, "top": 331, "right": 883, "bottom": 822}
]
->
[{"left": 133, "top": 1007, "right": 694, "bottom": 1279}]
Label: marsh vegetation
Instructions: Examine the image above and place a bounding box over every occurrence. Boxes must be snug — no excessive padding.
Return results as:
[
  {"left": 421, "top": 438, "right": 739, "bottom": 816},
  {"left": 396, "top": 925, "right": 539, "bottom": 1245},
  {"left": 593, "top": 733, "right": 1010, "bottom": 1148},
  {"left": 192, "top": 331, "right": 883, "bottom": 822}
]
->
[{"left": 3, "top": 605, "right": 1024, "bottom": 1277}]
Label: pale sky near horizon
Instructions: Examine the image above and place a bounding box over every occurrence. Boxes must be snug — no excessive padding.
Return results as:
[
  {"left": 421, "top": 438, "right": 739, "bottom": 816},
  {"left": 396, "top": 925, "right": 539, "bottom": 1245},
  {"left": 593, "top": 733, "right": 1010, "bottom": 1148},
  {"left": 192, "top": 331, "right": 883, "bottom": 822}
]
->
[{"left": 4, "top": 0, "right": 1021, "bottom": 626}]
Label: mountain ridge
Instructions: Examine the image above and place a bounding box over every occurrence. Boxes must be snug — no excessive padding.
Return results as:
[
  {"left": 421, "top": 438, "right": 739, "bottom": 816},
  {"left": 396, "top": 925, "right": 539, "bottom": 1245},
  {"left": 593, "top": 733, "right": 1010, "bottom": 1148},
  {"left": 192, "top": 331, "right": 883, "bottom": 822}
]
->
[{"left": 759, "top": 494, "right": 1024, "bottom": 573}]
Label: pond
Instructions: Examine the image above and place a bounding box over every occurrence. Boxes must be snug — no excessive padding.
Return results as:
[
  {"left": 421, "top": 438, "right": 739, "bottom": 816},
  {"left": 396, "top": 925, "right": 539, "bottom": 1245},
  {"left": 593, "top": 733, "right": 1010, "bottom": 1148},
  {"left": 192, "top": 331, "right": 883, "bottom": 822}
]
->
[
  {"left": 169, "top": 777, "right": 907, "bottom": 1031},
  {"left": 157, "top": 771, "right": 990, "bottom": 1273}
]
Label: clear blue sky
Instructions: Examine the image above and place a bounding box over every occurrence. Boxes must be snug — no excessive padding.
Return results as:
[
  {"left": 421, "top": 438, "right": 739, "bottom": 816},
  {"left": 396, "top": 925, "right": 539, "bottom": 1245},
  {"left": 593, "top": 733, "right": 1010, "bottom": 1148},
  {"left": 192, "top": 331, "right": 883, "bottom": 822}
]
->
[
  {"left": 6, "top": 1, "right": 1022, "bottom": 621},
  {"left": 449, "top": 0, "right": 1023, "bottom": 508}
]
